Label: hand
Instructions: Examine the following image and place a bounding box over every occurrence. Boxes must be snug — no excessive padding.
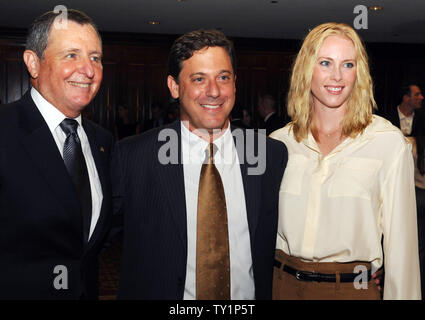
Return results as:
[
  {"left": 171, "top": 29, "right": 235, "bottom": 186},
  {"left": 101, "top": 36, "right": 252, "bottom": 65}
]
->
[{"left": 372, "top": 267, "right": 384, "bottom": 292}]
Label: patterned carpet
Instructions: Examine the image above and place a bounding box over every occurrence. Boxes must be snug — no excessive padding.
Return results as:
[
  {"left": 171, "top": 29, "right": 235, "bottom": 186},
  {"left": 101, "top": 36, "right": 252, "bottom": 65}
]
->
[{"left": 98, "top": 233, "right": 123, "bottom": 300}]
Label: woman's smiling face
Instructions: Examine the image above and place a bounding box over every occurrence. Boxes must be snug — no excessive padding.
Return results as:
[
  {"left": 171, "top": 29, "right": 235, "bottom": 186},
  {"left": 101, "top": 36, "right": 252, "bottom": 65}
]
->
[{"left": 311, "top": 35, "right": 357, "bottom": 112}]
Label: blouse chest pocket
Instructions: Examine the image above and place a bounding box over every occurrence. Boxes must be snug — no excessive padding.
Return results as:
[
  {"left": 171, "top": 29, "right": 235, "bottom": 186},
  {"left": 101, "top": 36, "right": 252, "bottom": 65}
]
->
[
  {"left": 280, "top": 154, "right": 309, "bottom": 195},
  {"left": 328, "top": 157, "right": 382, "bottom": 200}
]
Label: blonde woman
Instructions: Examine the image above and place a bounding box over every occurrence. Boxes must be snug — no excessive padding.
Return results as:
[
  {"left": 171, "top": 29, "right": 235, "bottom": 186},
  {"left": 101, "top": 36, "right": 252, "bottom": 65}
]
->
[{"left": 271, "top": 22, "right": 421, "bottom": 300}]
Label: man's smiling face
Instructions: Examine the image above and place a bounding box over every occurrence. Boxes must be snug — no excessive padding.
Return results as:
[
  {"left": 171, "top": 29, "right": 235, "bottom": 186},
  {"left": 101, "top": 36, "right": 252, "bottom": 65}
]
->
[
  {"left": 168, "top": 46, "right": 236, "bottom": 136},
  {"left": 32, "top": 21, "right": 103, "bottom": 117}
]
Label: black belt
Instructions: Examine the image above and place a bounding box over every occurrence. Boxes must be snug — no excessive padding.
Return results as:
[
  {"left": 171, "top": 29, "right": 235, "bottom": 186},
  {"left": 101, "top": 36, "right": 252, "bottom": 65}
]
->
[{"left": 274, "top": 259, "right": 372, "bottom": 283}]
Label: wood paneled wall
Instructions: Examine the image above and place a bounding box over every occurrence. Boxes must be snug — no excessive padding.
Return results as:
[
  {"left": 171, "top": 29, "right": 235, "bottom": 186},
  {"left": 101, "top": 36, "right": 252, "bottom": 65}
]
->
[
  {"left": 0, "top": 45, "right": 31, "bottom": 105},
  {"left": 88, "top": 44, "right": 171, "bottom": 130},
  {"left": 1, "top": 29, "right": 425, "bottom": 133}
]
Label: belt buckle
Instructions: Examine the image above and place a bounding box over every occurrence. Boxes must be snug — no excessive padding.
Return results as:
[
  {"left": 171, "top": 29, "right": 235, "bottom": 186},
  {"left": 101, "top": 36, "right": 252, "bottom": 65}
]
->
[
  {"left": 295, "top": 271, "right": 301, "bottom": 280},
  {"left": 296, "top": 270, "right": 315, "bottom": 281}
]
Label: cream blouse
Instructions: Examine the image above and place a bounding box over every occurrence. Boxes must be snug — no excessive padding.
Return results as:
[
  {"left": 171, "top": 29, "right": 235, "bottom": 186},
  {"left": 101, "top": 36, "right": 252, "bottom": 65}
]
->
[{"left": 270, "top": 115, "right": 421, "bottom": 300}]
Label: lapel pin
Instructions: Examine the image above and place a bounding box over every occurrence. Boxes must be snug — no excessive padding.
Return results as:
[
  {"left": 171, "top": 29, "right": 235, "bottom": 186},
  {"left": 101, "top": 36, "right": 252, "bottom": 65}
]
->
[{"left": 100, "top": 147, "right": 105, "bottom": 152}]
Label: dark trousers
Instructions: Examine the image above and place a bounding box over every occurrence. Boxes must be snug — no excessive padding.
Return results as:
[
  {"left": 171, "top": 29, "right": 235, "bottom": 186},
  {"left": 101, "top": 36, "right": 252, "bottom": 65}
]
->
[{"left": 415, "top": 187, "right": 425, "bottom": 300}]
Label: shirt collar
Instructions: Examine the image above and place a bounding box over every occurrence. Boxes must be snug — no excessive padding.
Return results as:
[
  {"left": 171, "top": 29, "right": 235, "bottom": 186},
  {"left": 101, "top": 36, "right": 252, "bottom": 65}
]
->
[
  {"left": 302, "top": 130, "right": 352, "bottom": 157},
  {"left": 181, "top": 120, "right": 234, "bottom": 164},
  {"left": 31, "top": 87, "right": 82, "bottom": 133},
  {"left": 301, "top": 115, "right": 399, "bottom": 157},
  {"left": 397, "top": 105, "right": 414, "bottom": 120}
]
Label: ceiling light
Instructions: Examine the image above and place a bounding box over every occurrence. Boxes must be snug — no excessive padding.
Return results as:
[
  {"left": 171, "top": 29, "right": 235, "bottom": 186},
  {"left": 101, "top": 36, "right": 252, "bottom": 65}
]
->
[
  {"left": 270, "top": 1, "right": 279, "bottom": 3},
  {"left": 368, "top": 5, "right": 383, "bottom": 11},
  {"left": 148, "top": 21, "right": 160, "bottom": 25}
]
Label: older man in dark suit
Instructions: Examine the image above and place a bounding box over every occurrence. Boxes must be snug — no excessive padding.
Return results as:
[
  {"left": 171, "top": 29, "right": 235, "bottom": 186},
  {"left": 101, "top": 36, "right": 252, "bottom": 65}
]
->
[
  {"left": 0, "top": 9, "right": 113, "bottom": 299},
  {"left": 113, "top": 29, "right": 287, "bottom": 300}
]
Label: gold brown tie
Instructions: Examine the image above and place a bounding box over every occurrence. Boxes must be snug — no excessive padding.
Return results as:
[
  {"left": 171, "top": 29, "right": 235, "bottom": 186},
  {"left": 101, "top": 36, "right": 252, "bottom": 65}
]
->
[{"left": 196, "top": 143, "right": 230, "bottom": 300}]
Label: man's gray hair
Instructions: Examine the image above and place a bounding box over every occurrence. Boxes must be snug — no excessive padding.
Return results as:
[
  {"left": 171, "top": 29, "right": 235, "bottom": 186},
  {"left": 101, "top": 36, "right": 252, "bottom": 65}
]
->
[{"left": 25, "top": 9, "right": 101, "bottom": 58}]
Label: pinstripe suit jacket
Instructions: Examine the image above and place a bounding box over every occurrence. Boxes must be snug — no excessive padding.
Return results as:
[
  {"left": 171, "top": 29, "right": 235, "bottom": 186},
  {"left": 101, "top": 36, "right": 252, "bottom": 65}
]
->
[{"left": 113, "top": 120, "right": 287, "bottom": 299}]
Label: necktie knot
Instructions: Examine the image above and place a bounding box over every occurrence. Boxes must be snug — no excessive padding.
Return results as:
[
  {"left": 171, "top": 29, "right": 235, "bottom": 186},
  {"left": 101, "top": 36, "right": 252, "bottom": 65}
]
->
[
  {"left": 60, "top": 118, "right": 79, "bottom": 136},
  {"left": 205, "top": 143, "right": 217, "bottom": 165}
]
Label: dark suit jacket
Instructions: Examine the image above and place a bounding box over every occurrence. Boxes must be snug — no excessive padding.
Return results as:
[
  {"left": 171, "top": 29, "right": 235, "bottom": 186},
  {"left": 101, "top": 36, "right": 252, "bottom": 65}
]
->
[
  {"left": 113, "top": 120, "right": 287, "bottom": 299},
  {"left": 379, "top": 106, "right": 425, "bottom": 137},
  {"left": 142, "top": 117, "right": 165, "bottom": 132},
  {"left": 380, "top": 107, "right": 425, "bottom": 172},
  {"left": 262, "top": 112, "right": 287, "bottom": 136},
  {"left": 0, "top": 91, "right": 114, "bottom": 299}
]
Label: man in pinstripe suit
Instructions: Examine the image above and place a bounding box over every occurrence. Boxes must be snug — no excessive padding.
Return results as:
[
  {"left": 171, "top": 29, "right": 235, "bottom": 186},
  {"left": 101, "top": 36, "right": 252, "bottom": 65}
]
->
[{"left": 113, "top": 29, "right": 287, "bottom": 300}]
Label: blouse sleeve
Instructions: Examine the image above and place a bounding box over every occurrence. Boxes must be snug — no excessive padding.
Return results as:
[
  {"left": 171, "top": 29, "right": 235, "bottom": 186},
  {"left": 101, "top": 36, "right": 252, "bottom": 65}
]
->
[{"left": 381, "top": 141, "right": 422, "bottom": 299}]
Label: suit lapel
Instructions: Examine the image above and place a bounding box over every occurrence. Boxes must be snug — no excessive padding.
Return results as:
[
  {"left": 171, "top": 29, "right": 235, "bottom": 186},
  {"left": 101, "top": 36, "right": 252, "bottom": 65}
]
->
[
  {"left": 391, "top": 108, "right": 401, "bottom": 129},
  {"left": 18, "top": 92, "right": 80, "bottom": 217},
  {"left": 82, "top": 119, "right": 110, "bottom": 248},
  {"left": 154, "top": 123, "right": 262, "bottom": 253},
  {"left": 412, "top": 110, "right": 422, "bottom": 136},
  {"left": 156, "top": 121, "right": 188, "bottom": 250},
  {"left": 233, "top": 127, "right": 262, "bottom": 244}
]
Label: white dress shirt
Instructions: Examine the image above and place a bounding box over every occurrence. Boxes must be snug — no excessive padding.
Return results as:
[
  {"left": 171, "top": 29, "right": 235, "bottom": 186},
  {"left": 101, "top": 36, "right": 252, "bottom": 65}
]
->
[
  {"left": 181, "top": 121, "right": 255, "bottom": 300},
  {"left": 397, "top": 105, "right": 414, "bottom": 136},
  {"left": 31, "top": 87, "right": 103, "bottom": 239},
  {"left": 270, "top": 115, "right": 421, "bottom": 300}
]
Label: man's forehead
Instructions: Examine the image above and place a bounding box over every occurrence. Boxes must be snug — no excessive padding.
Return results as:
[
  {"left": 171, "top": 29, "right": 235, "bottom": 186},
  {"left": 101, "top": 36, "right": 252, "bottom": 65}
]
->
[
  {"left": 187, "top": 46, "right": 230, "bottom": 62},
  {"left": 410, "top": 85, "right": 421, "bottom": 93},
  {"left": 182, "top": 52, "right": 232, "bottom": 75},
  {"left": 46, "top": 21, "right": 101, "bottom": 48}
]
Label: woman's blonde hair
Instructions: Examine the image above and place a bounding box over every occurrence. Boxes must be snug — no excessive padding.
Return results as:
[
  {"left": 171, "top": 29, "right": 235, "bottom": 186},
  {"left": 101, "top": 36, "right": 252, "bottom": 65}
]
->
[{"left": 287, "top": 22, "right": 377, "bottom": 142}]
